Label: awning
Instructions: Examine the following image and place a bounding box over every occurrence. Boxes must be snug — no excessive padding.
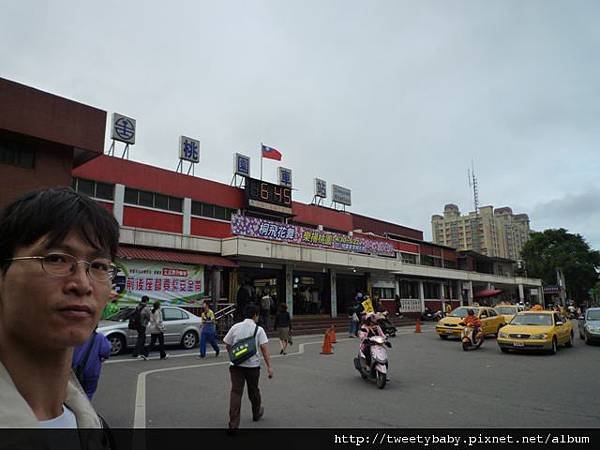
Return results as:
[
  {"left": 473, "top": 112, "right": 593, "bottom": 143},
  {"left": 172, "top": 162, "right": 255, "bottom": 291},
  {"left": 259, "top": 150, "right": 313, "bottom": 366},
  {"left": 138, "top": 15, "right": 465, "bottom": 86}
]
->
[
  {"left": 474, "top": 289, "right": 503, "bottom": 298},
  {"left": 117, "top": 246, "right": 237, "bottom": 268}
]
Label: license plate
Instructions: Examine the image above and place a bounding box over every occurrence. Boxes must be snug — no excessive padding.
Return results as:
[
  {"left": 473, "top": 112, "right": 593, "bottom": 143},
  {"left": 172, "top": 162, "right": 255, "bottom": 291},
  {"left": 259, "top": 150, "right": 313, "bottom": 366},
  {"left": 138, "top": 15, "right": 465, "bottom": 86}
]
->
[{"left": 513, "top": 342, "right": 524, "bottom": 347}]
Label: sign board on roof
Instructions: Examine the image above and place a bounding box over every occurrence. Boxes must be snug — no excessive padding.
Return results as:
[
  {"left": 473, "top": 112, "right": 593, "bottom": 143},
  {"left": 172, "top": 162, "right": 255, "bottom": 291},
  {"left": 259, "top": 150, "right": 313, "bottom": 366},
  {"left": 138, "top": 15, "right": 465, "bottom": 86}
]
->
[
  {"left": 179, "top": 136, "right": 200, "bottom": 163},
  {"left": 278, "top": 167, "right": 292, "bottom": 187},
  {"left": 111, "top": 113, "right": 136, "bottom": 144},
  {"left": 332, "top": 184, "right": 351, "bottom": 206},
  {"left": 314, "top": 178, "right": 327, "bottom": 198},
  {"left": 234, "top": 153, "right": 251, "bottom": 176}
]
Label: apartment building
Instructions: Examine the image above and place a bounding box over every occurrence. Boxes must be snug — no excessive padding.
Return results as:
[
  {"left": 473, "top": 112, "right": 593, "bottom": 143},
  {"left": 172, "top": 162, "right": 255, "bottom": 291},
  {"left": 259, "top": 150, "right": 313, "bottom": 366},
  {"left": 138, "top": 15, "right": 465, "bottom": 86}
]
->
[{"left": 432, "top": 204, "right": 531, "bottom": 260}]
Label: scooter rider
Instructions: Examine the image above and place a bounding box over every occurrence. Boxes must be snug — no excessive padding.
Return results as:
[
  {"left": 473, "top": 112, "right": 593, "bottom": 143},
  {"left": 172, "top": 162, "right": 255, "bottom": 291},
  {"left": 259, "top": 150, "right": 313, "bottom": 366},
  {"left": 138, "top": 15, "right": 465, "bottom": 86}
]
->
[
  {"left": 460, "top": 309, "right": 482, "bottom": 343},
  {"left": 358, "top": 313, "right": 387, "bottom": 369}
]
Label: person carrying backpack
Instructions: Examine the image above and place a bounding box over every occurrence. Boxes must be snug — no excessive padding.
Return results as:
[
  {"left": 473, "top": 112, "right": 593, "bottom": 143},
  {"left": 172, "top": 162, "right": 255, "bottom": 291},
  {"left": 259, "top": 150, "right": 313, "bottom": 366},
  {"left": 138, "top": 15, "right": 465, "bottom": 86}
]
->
[{"left": 130, "top": 296, "right": 151, "bottom": 359}]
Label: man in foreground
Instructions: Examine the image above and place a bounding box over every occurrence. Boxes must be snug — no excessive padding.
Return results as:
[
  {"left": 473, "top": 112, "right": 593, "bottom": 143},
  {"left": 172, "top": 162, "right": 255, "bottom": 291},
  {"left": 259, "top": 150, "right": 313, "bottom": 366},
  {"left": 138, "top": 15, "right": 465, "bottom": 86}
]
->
[{"left": 0, "top": 188, "right": 119, "bottom": 429}]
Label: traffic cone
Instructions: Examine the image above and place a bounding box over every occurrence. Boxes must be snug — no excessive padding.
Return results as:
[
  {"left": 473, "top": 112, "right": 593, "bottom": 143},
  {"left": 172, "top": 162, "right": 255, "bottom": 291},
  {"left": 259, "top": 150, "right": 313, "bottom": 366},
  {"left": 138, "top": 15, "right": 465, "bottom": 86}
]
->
[
  {"left": 329, "top": 325, "right": 337, "bottom": 343},
  {"left": 415, "top": 318, "right": 422, "bottom": 333},
  {"left": 320, "top": 330, "right": 334, "bottom": 355}
]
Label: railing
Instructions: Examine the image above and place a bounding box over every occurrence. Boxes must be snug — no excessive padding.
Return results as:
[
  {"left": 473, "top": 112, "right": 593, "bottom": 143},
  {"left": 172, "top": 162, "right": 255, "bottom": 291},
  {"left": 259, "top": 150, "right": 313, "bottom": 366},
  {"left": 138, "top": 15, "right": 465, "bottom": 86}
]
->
[{"left": 215, "top": 303, "right": 236, "bottom": 338}]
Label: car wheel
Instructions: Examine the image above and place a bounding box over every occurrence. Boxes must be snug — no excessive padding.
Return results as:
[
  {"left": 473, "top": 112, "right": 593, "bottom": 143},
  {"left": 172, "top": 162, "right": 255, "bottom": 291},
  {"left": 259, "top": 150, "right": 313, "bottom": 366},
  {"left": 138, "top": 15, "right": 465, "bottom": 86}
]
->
[
  {"left": 439, "top": 335, "right": 448, "bottom": 340},
  {"left": 500, "top": 347, "right": 509, "bottom": 353},
  {"left": 181, "top": 330, "right": 198, "bottom": 350},
  {"left": 108, "top": 334, "right": 126, "bottom": 356},
  {"left": 495, "top": 325, "right": 503, "bottom": 337},
  {"left": 565, "top": 332, "right": 574, "bottom": 348},
  {"left": 549, "top": 337, "right": 558, "bottom": 355},
  {"left": 584, "top": 334, "right": 591, "bottom": 345}
]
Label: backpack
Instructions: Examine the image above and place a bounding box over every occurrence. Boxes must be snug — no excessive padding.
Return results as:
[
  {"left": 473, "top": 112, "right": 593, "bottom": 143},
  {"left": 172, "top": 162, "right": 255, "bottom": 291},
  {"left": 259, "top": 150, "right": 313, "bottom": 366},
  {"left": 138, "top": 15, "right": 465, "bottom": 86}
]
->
[
  {"left": 228, "top": 325, "right": 259, "bottom": 365},
  {"left": 128, "top": 307, "right": 141, "bottom": 330}
]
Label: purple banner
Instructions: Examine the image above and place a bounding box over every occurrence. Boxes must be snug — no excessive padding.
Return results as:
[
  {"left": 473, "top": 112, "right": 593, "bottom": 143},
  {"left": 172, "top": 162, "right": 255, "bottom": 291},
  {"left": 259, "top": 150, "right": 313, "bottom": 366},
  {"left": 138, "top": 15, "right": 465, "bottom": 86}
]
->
[{"left": 231, "top": 214, "right": 395, "bottom": 256}]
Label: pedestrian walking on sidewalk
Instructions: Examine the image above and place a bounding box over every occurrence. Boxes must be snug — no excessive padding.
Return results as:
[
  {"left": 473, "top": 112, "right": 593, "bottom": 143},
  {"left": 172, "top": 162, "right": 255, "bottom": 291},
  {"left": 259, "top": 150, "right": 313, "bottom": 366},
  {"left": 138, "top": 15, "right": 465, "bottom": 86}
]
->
[
  {"left": 199, "top": 300, "right": 220, "bottom": 358},
  {"left": 274, "top": 303, "right": 292, "bottom": 355},
  {"left": 223, "top": 304, "right": 273, "bottom": 431},
  {"left": 131, "top": 296, "right": 151, "bottom": 359},
  {"left": 146, "top": 301, "right": 168, "bottom": 359}
]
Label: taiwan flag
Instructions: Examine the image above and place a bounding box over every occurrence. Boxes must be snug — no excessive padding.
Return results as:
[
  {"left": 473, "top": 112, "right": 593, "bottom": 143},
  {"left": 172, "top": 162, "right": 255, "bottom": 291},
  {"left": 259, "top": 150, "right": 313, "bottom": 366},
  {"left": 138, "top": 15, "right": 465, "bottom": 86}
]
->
[{"left": 261, "top": 144, "right": 282, "bottom": 161}]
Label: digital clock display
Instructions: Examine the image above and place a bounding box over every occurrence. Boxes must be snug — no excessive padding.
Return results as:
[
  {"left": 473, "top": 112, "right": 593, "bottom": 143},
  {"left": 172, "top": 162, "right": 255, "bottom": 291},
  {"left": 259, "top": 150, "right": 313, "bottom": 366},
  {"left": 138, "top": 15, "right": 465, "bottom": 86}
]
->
[{"left": 245, "top": 177, "right": 293, "bottom": 215}]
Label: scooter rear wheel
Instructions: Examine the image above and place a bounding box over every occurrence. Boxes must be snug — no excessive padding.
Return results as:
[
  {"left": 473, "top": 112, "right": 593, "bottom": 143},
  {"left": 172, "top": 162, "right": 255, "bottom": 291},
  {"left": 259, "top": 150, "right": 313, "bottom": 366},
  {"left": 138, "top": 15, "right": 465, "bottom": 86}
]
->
[{"left": 462, "top": 341, "right": 470, "bottom": 351}]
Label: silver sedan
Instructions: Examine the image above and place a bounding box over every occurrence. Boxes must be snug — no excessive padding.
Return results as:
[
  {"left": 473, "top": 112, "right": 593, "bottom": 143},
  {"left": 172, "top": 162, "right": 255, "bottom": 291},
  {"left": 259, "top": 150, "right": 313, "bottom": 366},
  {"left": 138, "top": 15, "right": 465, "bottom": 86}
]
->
[{"left": 98, "top": 306, "right": 202, "bottom": 356}]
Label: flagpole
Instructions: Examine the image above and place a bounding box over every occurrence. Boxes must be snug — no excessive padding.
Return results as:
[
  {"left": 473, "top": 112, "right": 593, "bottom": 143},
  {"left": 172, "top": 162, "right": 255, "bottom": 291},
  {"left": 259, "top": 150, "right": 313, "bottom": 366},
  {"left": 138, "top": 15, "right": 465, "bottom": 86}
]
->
[{"left": 260, "top": 143, "right": 263, "bottom": 180}]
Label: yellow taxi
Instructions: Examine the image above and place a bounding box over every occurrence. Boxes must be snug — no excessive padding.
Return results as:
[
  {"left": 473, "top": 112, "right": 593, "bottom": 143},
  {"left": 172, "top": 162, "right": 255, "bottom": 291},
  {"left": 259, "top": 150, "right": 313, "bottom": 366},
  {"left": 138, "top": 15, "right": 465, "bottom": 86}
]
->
[
  {"left": 436, "top": 306, "right": 505, "bottom": 340},
  {"left": 497, "top": 311, "right": 574, "bottom": 354},
  {"left": 494, "top": 304, "right": 521, "bottom": 324}
]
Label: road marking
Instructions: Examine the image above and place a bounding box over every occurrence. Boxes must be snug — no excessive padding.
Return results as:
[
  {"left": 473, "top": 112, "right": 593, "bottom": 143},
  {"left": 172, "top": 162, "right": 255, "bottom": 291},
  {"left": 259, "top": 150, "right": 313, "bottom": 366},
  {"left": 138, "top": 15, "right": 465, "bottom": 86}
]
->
[{"left": 132, "top": 327, "right": 432, "bottom": 427}]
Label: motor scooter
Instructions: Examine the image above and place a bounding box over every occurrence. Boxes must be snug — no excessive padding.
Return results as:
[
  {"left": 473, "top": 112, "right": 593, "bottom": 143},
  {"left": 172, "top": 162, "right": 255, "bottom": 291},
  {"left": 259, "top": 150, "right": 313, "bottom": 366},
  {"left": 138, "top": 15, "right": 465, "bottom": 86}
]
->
[
  {"left": 421, "top": 308, "right": 443, "bottom": 321},
  {"left": 459, "top": 324, "right": 484, "bottom": 351},
  {"left": 376, "top": 311, "right": 397, "bottom": 337},
  {"left": 353, "top": 335, "right": 391, "bottom": 389}
]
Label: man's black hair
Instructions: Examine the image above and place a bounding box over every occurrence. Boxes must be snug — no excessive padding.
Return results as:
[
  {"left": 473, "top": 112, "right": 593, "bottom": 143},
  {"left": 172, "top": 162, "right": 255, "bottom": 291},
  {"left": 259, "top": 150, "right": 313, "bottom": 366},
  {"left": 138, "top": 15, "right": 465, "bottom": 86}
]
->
[
  {"left": 0, "top": 187, "right": 120, "bottom": 273},
  {"left": 141, "top": 295, "right": 149, "bottom": 303},
  {"left": 243, "top": 303, "right": 259, "bottom": 319}
]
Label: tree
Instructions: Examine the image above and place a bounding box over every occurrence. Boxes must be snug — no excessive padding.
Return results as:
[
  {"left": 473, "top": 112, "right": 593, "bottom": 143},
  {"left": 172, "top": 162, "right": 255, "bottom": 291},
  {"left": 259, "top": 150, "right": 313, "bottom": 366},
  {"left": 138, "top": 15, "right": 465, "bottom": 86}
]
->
[{"left": 520, "top": 228, "right": 600, "bottom": 303}]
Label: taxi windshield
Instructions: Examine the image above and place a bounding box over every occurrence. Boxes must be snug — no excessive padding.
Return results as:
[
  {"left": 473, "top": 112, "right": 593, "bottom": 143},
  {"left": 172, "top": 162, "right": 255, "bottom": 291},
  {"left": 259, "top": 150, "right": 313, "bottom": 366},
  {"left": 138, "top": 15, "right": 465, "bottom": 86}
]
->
[
  {"left": 495, "top": 306, "right": 518, "bottom": 315},
  {"left": 511, "top": 314, "right": 552, "bottom": 326},
  {"left": 449, "top": 307, "right": 478, "bottom": 318}
]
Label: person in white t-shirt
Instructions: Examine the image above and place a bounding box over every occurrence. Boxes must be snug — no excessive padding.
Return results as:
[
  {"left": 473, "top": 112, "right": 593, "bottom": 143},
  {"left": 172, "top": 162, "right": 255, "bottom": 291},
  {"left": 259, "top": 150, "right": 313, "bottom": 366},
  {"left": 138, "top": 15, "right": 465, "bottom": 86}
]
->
[{"left": 223, "top": 303, "right": 273, "bottom": 431}]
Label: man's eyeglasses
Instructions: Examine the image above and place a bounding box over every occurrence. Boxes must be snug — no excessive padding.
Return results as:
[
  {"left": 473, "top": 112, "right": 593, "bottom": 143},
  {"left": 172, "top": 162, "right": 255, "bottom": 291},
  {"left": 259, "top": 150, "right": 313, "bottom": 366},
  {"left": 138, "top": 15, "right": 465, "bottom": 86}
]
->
[{"left": 7, "top": 253, "right": 118, "bottom": 282}]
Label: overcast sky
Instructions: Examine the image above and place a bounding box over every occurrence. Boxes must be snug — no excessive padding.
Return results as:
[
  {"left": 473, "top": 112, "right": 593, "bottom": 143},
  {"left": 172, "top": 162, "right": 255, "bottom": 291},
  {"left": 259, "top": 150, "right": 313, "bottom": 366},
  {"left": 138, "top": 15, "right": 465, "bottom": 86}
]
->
[{"left": 2, "top": 0, "right": 599, "bottom": 249}]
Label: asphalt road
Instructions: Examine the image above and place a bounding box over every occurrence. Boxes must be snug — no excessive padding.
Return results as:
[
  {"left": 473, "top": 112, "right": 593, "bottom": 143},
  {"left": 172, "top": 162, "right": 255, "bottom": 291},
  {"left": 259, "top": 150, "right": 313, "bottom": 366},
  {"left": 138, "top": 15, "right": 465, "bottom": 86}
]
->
[{"left": 93, "top": 321, "right": 600, "bottom": 428}]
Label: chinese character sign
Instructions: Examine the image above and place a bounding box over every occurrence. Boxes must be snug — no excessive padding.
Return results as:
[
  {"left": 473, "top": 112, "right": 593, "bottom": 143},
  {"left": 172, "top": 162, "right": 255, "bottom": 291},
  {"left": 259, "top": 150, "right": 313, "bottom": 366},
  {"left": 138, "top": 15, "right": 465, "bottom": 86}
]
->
[
  {"left": 113, "top": 260, "right": 204, "bottom": 306},
  {"left": 278, "top": 167, "right": 292, "bottom": 187},
  {"left": 235, "top": 153, "right": 251, "bottom": 176},
  {"left": 314, "top": 178, "right": 327, "bottom": 198},
  {"left": 231, "top": 214, "right": 395, "bottom": 256},
  {"left": 179, "top": 136, "right": 200, "bottom": 163}
]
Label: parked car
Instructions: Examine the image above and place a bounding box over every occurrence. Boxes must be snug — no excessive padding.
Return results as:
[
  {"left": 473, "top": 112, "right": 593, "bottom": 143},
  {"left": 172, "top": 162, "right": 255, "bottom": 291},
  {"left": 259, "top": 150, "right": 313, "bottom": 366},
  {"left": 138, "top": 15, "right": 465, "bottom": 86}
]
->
[
  {"left": 497, "top": 311, "right": 574, "bottom": 354},
  {"left": 435, "top": 306, "right": 505, "bottom": 340},
  {"left": 98, "top": 306, "right": 202, "bottom": 356},
  {"left": 494, "top": 305, "right": 520, "bottom": 324},
  {"left": 578, "top": 307, "right": 600, "bottom": 345}
]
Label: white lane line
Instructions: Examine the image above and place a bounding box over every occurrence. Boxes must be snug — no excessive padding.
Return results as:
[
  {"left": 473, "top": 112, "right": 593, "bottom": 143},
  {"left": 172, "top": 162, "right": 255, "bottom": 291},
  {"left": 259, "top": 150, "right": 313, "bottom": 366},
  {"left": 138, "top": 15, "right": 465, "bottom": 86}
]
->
[{"left": 132, "top": 327, "right": 430, "bottom": 427}]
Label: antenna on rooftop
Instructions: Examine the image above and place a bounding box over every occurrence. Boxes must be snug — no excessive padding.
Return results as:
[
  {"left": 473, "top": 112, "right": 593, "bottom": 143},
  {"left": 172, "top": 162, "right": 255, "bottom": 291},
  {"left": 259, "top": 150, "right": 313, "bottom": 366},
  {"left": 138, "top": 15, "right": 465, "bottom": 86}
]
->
[
  {"left": 468, "top": 160, "right": 480, "bottom": 214},
  {"left": 468, "top": 160, "right": 482, "bottom": 253}
]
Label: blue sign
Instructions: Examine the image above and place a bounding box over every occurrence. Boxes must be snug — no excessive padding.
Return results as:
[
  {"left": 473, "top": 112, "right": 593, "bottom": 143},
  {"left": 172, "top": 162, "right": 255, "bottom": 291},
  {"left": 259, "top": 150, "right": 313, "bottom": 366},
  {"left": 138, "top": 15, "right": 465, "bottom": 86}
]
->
[
  {"left": 278, "top": 167, "right": 292, "bottom": 187},
  {"left": 235, "top": 153, "right": 251, "bottom": 176},
  {"left": 111, "top": 113, "right": 136, "bottom": 144},
  {"left": 179, "top": 136, "right": 200, "bottom": 163}
]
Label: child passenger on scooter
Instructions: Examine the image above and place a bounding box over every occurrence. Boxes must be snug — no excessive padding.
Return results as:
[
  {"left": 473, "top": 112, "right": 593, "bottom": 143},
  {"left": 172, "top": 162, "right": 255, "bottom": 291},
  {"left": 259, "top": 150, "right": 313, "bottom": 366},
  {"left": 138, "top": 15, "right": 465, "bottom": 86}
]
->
[{"left": 358, "top": 313, "right": 387, "bottom": 368}]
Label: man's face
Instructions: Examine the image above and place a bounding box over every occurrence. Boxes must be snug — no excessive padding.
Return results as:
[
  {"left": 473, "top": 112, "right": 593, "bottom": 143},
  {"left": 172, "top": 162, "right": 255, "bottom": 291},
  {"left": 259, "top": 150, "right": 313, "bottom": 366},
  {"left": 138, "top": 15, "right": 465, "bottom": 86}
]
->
[{"left": 0, "top": 231, "right": 112, "bottom": 351}]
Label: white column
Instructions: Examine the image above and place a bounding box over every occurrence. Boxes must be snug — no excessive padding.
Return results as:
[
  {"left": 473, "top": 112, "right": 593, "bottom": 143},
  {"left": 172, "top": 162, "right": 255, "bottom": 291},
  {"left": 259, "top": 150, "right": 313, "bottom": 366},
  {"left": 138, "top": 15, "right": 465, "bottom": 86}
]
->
[
  {"left": 330, "top": 269, "right": 337, "bottom": 318},
  {"left": 419, "top": 281, "right": 425, "bottom": 312},
  {"left": 183, "top": 197, "right": 191, "bottom": 235},
  {"left": 113, "top": 183, "right": 125, "bottom": 226},
  {"left": 285, "top": 265, "right": 293, "bottom": 317},
  {"left": 467, "top": 281, "right": 474, "bottom": 306},
  {"left": 518, "top": 284, "right": 525, "bottom": 302},
  {"left": 395, "top": 278, "right": 400, "bottom": 298}
]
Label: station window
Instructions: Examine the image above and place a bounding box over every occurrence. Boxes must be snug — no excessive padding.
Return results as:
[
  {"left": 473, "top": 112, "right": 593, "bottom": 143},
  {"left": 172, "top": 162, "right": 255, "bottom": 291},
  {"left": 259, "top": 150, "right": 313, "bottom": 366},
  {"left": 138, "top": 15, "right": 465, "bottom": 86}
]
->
[
  {"left": 0, "top": 137, "right": 36, "bottom": 169},
  {"left": 72, "top": 178, "right": 114, "bottom": 201},
  {"left": 123, "top": 187, "right": 182, "bottom": 213},
  {"left": 372, "top": 287, "right": 394, "bottom": 300},
  {"left": 191, "top": 200, "right": 234, "bottom": 221}
]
